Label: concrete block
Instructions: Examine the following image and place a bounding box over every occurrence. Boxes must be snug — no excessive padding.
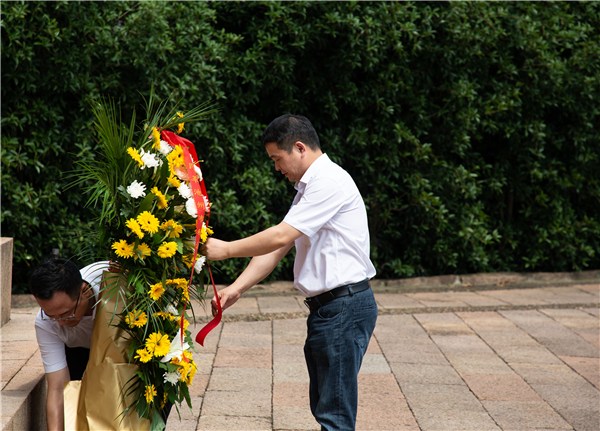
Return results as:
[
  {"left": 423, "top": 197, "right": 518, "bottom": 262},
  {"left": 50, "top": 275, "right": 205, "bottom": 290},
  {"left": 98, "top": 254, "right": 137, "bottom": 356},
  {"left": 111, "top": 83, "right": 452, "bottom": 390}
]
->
[
  {"left": 219, "top": 321, "right": 271, "bottom": 348},
  {"left": 482, "top": 400, "right": 572, "bottom": 430},
  {"left": 257, "top": 295, "right": 304, "bottom": 314},
  {"left": 201, "top": 387, "right": 270, "bottom": 418},
  {"left": 401, "top": 383, "right": 501, "bottom": 430},
  {"left": 1, "top": 238, "right": 13, "bottom": 327},
  {"left": 164, "top": 418, "right": 199, "bottom": 431},
  {"left": 357, "top": 374, "right": 420, "bottom": 431},
  {"left": 389, "top": 362, "right": 464, "bottom": 385},
  {"left": 273, "top": 405, "right": 319, "bottom": 431},
  {"left": 207, "top": 367, "right": 271, "bottom": 393},
  {"left": 213, "top": 347, "right": 271, "bottom": 369},
  {"left": 559, "top": 355, "right": 600, "bottom": 389},
  {"left": 197, "top": 414, "right": 271, "bottom": 431},
  {"left": 530, "top": 383, "right": 600, "bottom": 431},
  {"left": 374, "top": 292, "right": 426, "bottom": 310},
  {"left": 0, "top": 378, "right": 46, "bottom": 431},
  {"left": 273, "top": 345, "right": 309, "bottom": 384}
]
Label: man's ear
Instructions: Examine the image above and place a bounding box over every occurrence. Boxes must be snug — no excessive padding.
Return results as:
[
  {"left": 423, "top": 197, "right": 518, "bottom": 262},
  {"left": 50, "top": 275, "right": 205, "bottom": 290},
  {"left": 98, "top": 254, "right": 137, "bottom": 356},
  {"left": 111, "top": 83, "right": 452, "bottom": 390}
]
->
[{"left": 294, "top": 141, "right": 306, "bottom": 153}]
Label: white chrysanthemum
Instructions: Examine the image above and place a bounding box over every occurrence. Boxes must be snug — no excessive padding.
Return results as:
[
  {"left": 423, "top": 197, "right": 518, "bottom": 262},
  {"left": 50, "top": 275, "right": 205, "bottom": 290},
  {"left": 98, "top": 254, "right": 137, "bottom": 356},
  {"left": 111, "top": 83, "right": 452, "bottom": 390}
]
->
[
  {"left": 163, "top": 371, "right": 181, "bottom": 385},
  {"left": 140, "top": 149, "right": 161, "bottom": 169},
  {"left": 185, "top": 198, "right": 197, "bottom": 218},
  {"left": 178, "top": 183, "right": 192, "bottom": 199},
  {"left": 126, "top": 180, "right": 146, "bottom": 199},
  {"left": 194, "top": 255, "right": 206, "bottom": 274},
  {"left": 158, "top": 140, "right": 173, "bottom": 156}
]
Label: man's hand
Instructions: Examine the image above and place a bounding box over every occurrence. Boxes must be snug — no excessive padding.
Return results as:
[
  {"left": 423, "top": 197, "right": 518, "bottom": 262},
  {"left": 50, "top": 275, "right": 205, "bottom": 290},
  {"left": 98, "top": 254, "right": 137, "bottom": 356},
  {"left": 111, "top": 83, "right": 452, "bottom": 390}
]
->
[
  {"left": 202, "top": 238, "right": 230, "bottom": 261},
  {"left": 212, "top": 285, "right": 241, "bottom": 316}
]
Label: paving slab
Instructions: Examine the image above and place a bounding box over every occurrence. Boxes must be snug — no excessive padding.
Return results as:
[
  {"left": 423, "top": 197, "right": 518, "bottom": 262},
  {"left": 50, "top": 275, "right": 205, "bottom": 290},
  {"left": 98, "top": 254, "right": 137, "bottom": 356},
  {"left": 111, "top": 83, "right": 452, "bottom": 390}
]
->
[
  {"left": 481, "top": 400, "right": 572, "bottom": 430},
  {"left": 356, "top": 374, "right": 419, "bottom": 431},
  {"left": 500, "top": 309, "right": 599, "bottom": 358},
  {"left": 400, "top": 383, "right": 500, "bottom": 431},
  {"left": 531, "top": 383, "right": 600, "bottom": 431},
  {"left": 4, "top": 277, "right": 600, "bottom": 431}
]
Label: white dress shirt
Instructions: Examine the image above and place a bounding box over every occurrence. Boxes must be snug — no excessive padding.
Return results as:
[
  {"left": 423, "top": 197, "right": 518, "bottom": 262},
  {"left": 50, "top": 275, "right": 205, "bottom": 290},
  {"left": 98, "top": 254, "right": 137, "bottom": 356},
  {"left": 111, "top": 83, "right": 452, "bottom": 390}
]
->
[
  {"left": 35, "top": 261, "right": 109, "bottom": 373},
  {"left": 283, "top": 153, "right": 376, "bottom": 296}
]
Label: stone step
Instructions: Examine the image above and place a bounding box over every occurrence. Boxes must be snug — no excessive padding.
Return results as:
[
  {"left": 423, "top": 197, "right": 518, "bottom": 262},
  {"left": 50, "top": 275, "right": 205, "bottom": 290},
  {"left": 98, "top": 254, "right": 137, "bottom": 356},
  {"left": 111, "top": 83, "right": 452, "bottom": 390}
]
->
[
  {"left": 0, "top": 237, "right": 46, "bottom": 431},
  {"left": 0, "top": 308, "right": 46, "bottom": 431},
  {"left": 1, "top": 238, "right": 13, "bottom": 327}
]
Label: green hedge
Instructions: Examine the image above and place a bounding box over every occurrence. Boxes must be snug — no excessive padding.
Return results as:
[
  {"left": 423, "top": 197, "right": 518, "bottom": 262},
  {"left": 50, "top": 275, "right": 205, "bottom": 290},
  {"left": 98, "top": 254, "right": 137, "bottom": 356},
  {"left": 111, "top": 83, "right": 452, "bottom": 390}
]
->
[{"left": 2, "top": 1, "right": 599, "bottom": 293}]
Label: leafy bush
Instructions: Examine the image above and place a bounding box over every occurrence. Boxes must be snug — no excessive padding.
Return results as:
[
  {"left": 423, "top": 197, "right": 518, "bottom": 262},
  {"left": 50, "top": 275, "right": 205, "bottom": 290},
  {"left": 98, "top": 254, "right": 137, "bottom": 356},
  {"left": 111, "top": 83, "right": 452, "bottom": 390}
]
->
[{"left": 2, "top": 1, "right": 599, "bottom": 293}]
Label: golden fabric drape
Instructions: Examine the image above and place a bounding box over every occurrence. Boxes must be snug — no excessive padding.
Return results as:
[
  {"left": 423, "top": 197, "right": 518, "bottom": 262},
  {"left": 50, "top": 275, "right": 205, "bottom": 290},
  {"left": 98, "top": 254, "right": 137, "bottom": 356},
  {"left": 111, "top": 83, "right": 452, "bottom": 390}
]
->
[{"left": 64, "top": 271, "right": 150, "bottom": 430}]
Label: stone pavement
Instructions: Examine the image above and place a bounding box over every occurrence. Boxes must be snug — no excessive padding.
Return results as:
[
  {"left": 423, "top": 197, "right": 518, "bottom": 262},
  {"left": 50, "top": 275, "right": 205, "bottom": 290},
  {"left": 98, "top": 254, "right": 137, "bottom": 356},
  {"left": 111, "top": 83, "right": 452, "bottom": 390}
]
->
[
  {"left": 162, "top": 274, "right": 600, "bottom": 431},
  {"left": 2, "top": 272, "right": 599, "bottom": 431}
]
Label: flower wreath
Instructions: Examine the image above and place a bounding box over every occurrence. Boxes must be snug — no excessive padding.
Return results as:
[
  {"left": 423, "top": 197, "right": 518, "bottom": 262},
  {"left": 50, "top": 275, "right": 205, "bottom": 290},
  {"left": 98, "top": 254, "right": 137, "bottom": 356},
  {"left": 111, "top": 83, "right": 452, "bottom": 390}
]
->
[{"left": 75, "top": 93, "right": 218, "bottom": 429}]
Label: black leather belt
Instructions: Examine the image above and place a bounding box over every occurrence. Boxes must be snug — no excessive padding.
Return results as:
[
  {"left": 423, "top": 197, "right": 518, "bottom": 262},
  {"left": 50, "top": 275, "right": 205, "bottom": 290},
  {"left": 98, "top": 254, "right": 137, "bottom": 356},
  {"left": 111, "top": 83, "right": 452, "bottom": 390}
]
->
[{"left": 304, "top": 279, "right": 370, "bottom": 313}]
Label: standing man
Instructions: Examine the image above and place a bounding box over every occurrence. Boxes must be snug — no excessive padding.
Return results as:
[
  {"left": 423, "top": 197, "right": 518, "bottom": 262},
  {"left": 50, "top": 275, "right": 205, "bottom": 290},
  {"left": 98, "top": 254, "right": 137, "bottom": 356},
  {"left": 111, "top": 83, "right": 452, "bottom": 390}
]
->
[
  {"left": 204, "top": 114, "right": 378, "bottom": 430},
  {"left": 29, "top": 259, "right": 109, "bottom": 431}
]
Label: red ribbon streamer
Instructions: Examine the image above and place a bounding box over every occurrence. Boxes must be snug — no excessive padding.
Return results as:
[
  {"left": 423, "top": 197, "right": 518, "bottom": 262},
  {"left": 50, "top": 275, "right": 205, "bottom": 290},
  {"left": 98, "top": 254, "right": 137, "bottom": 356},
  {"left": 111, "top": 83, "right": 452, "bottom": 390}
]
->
[
  {"left": 195, "top": 262, "right": 221, "bottom": 346},
  {"left": 161, "top": 130, "right": 222, "bottom": 346}
]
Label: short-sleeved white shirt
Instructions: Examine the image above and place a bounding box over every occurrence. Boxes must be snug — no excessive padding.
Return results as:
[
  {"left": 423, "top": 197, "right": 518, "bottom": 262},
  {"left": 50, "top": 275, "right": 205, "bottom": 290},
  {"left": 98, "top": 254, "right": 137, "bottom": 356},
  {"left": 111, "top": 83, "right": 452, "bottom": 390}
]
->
[
  {"left": 34, "top": 261, "right": 109, "bottom": 374},
  {"left": 283, "top": 153, "right": 376, "bottom": 296}
]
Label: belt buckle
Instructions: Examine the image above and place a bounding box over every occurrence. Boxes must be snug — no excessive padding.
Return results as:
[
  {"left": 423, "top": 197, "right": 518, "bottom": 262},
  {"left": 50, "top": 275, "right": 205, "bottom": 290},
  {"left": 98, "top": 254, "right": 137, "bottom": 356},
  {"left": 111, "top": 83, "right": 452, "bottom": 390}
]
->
[
  {"left": 304, "top": 297, "right": 319, "bottom": 313},
  {"left": 304, "top": 298, "right": 313, "bottom": 312}
]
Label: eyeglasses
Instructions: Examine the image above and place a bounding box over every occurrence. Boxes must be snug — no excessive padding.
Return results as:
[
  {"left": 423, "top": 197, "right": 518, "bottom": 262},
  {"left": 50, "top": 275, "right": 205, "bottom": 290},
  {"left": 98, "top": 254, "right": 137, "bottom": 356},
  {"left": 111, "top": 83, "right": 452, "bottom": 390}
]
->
[{"left": 41, "top": 287, "right": 83, "bottom": 321}]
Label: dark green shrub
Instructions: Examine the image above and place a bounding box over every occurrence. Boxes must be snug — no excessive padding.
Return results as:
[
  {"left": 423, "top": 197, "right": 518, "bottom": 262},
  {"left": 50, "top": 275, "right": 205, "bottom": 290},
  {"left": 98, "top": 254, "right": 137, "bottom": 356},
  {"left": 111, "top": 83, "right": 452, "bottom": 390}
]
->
[{"left": 2, "top": 1, "right": 599, "bottom": 293}]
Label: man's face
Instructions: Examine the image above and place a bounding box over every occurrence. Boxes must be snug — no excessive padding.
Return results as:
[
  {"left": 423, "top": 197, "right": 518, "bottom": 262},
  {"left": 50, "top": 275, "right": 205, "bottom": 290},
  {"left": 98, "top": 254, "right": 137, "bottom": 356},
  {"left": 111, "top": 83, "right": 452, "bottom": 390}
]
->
[
  {"left": 36, "top": 283, "right": 87, "bottom": 327},
  {"left": 265, "top": 141, "right": 304, "bottom": 183}
]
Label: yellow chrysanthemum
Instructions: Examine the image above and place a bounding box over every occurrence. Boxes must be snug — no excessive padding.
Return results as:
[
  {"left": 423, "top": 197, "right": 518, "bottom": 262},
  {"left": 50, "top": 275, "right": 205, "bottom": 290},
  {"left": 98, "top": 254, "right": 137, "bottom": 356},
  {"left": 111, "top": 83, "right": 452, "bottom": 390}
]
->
[
  {"left": 161, "top": 219, "right": 183, "bottom": 238},
  {"left": 176, "top": 112, "right": 184, "bottom": 134},
  {"left": 149, "top": 282, "right": 165, "bottom": 301},
  {"left": 126, "top": 218, "right": 144, "bottom": 239},
  {"left": 154, "top": 311, "right": 177, "bottom": 321},
  {"left": 186, "top": 362, "right": 197, "bottom": 385},
  {"left": 127, "top": 147, "right": 144, "bottom": 167},
  {"left": 135, "top": 348, "right": 152, "bottom": 363},
  {"left": 135, "top": 242, "right": 152, "bottom": 260},
  {"left": 150, "top": 187, "right": 169, "bottom": 209},
  {"left": 145, "top": 332, "right": 171, "bottom": 357},
  {"left": 151, "top": 127, "right": 161, "bottom": 150},
  {"left": 144, "top": 384, "right": 157, "bottom": 404},
  {"left": 173, "top": 352, "right": 197, "bottom": 385},
  {"left": 167, "top": 174, "right": 181, "bottom": 188},
  {"left": 167, "top": 146, "right": 184, "bottom": 170},
  {"left": 166, "top": 278, "right": 188, "bottom": 289},
  {"left": 125, "top": 310, "right": 148, "bottom": 328},
  {"left": 157, "top": 241, "right": 177, "bottom": 259},
  {"left": 165, "top": 278, "right": 190, "bottom": 302},
  {"left": 179, "top": 284, "right": 190, "bottom": 302},
  {"left": 111, "top": 240, "right": 134, "bottom": 259},
  {"left": 136, "top": 211, "right": 160, "bottom": 234},
  {"left": 182, "top": 254, "right": 192, "bottom": 268},
  {"left": 200, "top": 223, "right": 210, "bottom": 242}
]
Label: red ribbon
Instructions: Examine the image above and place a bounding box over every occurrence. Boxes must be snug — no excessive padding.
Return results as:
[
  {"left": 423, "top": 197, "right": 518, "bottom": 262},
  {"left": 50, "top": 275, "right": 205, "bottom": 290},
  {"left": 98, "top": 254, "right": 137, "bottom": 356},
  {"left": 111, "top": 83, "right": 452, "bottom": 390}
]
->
[{"left": 161, "top": 130, "right": 222, "bottom": 346}]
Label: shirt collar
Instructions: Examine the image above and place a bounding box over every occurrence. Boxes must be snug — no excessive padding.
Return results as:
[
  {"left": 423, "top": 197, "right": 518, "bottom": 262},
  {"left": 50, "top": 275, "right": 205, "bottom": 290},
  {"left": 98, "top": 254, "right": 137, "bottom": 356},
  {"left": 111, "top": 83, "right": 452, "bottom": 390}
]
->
[{"left": 295, "top": 153, "right": 329, "bottom": 191}]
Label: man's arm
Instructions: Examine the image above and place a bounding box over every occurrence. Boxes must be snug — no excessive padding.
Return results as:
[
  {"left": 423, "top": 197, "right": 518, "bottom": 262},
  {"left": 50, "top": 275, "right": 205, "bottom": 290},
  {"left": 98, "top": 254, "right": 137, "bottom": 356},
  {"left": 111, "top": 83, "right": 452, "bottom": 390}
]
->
[
  {"left": 204, "top": 222, "right": 301, "bottom": 261},
  {"left": 45, "top": 367, "right": 70, "bottom": 431},
  {"left": 211, "top": 243, "right": 293, "bottom": 314}
]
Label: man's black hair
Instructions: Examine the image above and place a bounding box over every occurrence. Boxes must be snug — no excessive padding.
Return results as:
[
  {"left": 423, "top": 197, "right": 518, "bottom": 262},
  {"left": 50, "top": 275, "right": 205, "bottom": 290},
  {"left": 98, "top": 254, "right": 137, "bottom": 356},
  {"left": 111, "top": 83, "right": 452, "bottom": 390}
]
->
[
  {"left": 261, "top": 114, "right": 321, "bottom": 152},
  {"left": 29, "top": 258, "right": 82, "bottom": 300}
]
